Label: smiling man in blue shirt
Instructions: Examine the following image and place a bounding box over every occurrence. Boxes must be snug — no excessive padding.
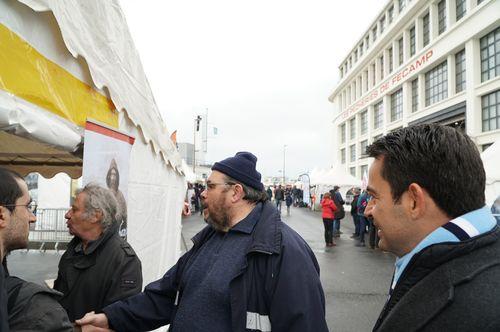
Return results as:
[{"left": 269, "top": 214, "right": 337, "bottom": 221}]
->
[
  {"left": 78, "top": 152, "right": 328, "bottom": 332},
  {"left": 364, "top": 124, "right": 500, "bottom": 331}
]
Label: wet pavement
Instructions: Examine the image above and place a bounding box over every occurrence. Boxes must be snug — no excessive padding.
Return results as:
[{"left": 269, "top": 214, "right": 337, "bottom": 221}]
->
[{"left": 9, "top": 204, "right": 395, "bottom": 331}]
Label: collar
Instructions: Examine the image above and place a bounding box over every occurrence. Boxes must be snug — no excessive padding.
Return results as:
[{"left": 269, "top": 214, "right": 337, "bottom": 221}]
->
[
  {"left": 392, "top": 206, "right": 497, "bottom": 289},
  {"left": 230, "top": 203, "right": 261, "bottom": 234},
  {"left": 192, "top": 201, "right": 282, "bottom": 255},
  {"left": 73, "top": 223, "right": 118, "bottom": 255}
]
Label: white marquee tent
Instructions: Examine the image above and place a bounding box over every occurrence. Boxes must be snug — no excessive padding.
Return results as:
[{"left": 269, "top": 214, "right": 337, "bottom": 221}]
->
[{"left": 0, "top": 0, "right": 186, "bottom": 286}]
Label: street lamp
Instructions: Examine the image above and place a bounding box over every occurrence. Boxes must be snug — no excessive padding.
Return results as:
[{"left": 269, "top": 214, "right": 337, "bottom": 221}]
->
[
  {"left": 283, "top": 144, "right": 287, "bottom": 185},
  {"left": 193, "top": 115, "right": 202, "bottom": 173}
]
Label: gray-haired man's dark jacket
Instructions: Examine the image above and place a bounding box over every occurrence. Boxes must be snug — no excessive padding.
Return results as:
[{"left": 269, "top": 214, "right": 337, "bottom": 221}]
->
[
  {"left": 374, "top": 226, "right": 500, "bottom": 331},
  {"left": 54, "top": 222, "right": 142, "bottom": 322}
]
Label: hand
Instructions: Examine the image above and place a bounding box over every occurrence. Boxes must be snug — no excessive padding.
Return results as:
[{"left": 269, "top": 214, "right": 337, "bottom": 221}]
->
[{"left": 75, "top": 311, "right": 111, "bottom": 331}]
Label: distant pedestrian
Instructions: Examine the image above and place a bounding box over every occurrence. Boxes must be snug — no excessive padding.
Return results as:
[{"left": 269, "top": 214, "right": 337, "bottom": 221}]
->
[
  {"left": 320, "top": 192, "right": 337, "bottom": 247},
  {"left": 330, "top": 186, "right": 345, "bottom": 237},
  {"left": 350, "top": 188, "right": 361, "bottom": 238},
  {"left": 274, "top": 184, "right": 285, "bottom": 212},
  {"left": 266, "top": 186, "right": 273, "bottom": 200},
  {"left": 285, "top": 192, "right": 293, "bottom": 216},
  {"left": 356, "top": 190, "right": 369, "bottom": 247}
]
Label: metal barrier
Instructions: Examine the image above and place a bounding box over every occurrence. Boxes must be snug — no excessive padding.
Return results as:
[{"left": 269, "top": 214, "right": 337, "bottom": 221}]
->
[{"left": 29, "top": 208, "right": 72, "bottom": 251}]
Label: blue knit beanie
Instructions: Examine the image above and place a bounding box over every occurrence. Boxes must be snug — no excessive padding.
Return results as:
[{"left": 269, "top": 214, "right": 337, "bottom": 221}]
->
[{"left": 212, "top": 152, "right": 264, "bottom": 191}]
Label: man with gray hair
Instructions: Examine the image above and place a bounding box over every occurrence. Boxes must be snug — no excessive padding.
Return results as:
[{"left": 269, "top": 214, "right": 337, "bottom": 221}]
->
[{"left": 54, "top": 183, "right": 142, "bottom": 322}]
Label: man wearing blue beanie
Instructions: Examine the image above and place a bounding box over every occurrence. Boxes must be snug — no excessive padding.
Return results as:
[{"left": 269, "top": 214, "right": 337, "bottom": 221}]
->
[{"left": 78, "top": 152, "right": 329, "bottom": 332}]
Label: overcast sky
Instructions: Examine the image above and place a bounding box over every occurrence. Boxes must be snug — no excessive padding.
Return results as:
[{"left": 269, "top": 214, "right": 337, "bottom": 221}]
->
[{"left": 119, "top": 0, "right": 386, "bottom": 179}]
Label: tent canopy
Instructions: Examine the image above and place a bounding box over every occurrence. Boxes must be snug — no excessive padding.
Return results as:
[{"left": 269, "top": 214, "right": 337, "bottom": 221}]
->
[{"left": 481, "top": 140, "right": 500, "bottom": 206}]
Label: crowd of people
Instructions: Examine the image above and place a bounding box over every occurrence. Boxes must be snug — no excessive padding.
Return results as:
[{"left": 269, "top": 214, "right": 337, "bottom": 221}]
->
[{"left": 1, "top": 124, "right": 500, "bottom": 331}]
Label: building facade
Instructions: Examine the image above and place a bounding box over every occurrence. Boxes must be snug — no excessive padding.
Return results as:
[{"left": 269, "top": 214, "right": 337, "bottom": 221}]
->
[{"left": 329, "top": 0, "right": 500, "bottom": 179}]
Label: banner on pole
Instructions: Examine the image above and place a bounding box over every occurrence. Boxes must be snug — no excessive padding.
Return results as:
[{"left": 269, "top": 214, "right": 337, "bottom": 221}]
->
[
  {"left": 300, "top": 174, "right": 311, "bottom": 206},
  {"left": 82, "top": 120, "right": 135, "bottom": 239}
]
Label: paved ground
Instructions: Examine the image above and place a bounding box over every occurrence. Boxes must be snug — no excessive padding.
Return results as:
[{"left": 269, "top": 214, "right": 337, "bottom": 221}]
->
[{"left": 9, "top": 205, "right": 395, "bottom": 331}]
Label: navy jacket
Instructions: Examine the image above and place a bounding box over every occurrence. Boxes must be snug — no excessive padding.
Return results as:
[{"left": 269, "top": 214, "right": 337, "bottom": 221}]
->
[{"left": 103, "top": 201, "right": 328, "bottom": 332}]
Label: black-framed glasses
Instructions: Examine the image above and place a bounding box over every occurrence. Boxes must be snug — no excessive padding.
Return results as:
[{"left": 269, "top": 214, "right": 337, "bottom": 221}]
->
[
  {"left": 206, "top": 182, "right": 236, "bottom": 190},
  {"left": 2, "top": 201, "right": 37, "bottom": 214}
]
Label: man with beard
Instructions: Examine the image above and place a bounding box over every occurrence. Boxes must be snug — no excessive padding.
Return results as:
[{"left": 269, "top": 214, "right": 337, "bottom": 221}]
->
[
  {"left": 365, "top": 124, "right": 500, "bottom": 331},
  {"left": 0, "top": 167, "right": 72, "bottom": 331},
  {"left": 77, "top": 152, "right": 328, "bottom": 332},
  {"left": 54, "top": 183, "right": 142, "bottom": 322}
]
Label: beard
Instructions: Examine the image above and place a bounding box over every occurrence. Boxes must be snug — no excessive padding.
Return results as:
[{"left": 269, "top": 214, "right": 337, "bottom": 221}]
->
[{"left": 203, "top": 197, "right": 231, "bottom": 232}]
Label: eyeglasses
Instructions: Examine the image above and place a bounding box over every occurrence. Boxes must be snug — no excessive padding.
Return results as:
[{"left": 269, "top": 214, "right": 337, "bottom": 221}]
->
[
  {"left": 2, "top": 201, "right": 37, "bottom": 214},
  {"left": 206, "top": 182, "right": 236, "bottom": 190}
]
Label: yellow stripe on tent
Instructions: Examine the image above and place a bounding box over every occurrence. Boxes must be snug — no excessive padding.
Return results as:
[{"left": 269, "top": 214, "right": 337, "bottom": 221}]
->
[{"left": 0, "top": 23, "right": 118, "bottom": 128}]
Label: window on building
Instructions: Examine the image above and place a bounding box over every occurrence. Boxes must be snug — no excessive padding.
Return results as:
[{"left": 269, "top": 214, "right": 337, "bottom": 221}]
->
[
  {"left": 360, "top": 110, "right": 368, "bottom": 135},
  {"left": 425, "top": 61, "right": 448, "bottom": 106},
  {"left": 410, "top": 25, "right": 416, "bottom": 56},
  {"left": 372, "top": 26, "right": 378, "bottom": 42},
  {"left": 482, "top": 89, "right": 500, "bottom": 132},
  {"left": 350, "top": 118, "right": 356, "bottom": 140},
  {"left": 380, "top": 16, "right": 386, "bottom": 34},
  {"left": 480, "top": 27, "right": 500, "bottom": 82},
  {"left": 373, "top": 134, "right": 383, "bottom": 141},
  {"left": 477, "top": 0, "right": 485, "bottom": 4},
  {"left": 391, "top": 89, "right": 403, "bottom": 121},
  {"left": 374, "top": 101, "right": 384, "bottom": 129},
  {"left": 423, "top": 13, "right": 430, "bottom": 47},
  {"left": 388, "top": 6, "right": 394, "bottom": 24},
  {"left": 341, "top": 148, "right": 346, "bottom": 164},
  {"left": 353, "top": 81, "right": 357, "bottom": 99},
  {"left": 354, "top": 49, "right": 358, "bottom": 62},
  {"left": 349, "top": 57, "right": 352, "bottom": 69},
  {"left": 398, "top": 37, "right": 404, "bottom": 65},
  {"left": 366, "top": 36, "right": 370, "bottom": 50},
  {"left": 340, "top": 67, "right": 343, "bottom": 78},
  {"left": 340, "top": 123, "right": 346, "bottom": 143},
  {"left": 456, "top": 0, "right": 466, "bottom": 21},
  {"left": 360, "top": 42, "right": 364, "bottom": 57},
  {"left": 350, "top": 144, "right": 356, "bottom": 162},
  {"left": 399, "top": 0, "right": 407, "bottom": 12},
  {"left": 350, "top": 167, "right": 356, "bottom": 177},
  {"left": 360, "top": 140, "right": 368, "bottom": 157},
  {"left": 438, "top": 0, "right": 446, "bottom": 35},
  {"left": 455, "top": 49, "right": 466, "bottom": 93},
  {"left": 412, "top": 78, "right": 419, "bottom": 113},
  {"left": 360, "top": 164, "right": 368, "bottom": 178},
  {"left": 388, "top": 47, "right": 394, "bottom": 73},
  {"left": 380, "top": 55, "right": 384, "bottom": 79}
]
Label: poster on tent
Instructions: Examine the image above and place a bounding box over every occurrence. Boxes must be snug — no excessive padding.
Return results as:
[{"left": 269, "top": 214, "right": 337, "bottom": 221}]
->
[
  {"left": 300, "top": 175, "right": 311, "bottom": 206},
  {"left": 82, "top": 120, "right": 135, "bottom": 239}
]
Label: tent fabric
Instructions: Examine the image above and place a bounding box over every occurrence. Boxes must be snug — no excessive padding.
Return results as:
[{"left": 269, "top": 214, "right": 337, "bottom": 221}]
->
[
  {"left": 481, "top": 140, "right": 500, "bottom": 206},
  {"left": 18, "top": 0, "right": 183, "bottom": 173}
]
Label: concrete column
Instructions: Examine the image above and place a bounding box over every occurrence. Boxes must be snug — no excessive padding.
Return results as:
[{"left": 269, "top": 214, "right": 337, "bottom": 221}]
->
[
  {"left": 448, "top": 54, "right": 456, "bottom": 96},
  {"left": 402, "top": 80, "right": 412, "bottom": 123},
  {"left": 383, "top": 95, "right": 391, "bottom": 129},
  {"left": 403, "top": 28, "right": 410, "bottom": 63},
  {"left": 446, "top": 0, "right": 453, "bottom": 29},
  {"left": 430, "top": 2, "right": 439, "bottom": 40},
  {"left": 465, "top": 38, "right": 481, "bottom": 137},
  {"left": 416, "top": 15, "right": 423, "bottom": 52},
  {"left": 418, "top": 73, "right": 426, "bottom": 110},
  {"left": 367, "top": 104, "right": 374, "bottom": 139},
  {"left": 450, "top": 0, "right": 458, "bottom": 25}
]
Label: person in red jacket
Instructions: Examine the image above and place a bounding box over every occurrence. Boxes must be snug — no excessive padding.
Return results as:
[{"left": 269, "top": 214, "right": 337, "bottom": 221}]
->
[{"left": 320, "top": 192, "right": 337, "bottom": 247}]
